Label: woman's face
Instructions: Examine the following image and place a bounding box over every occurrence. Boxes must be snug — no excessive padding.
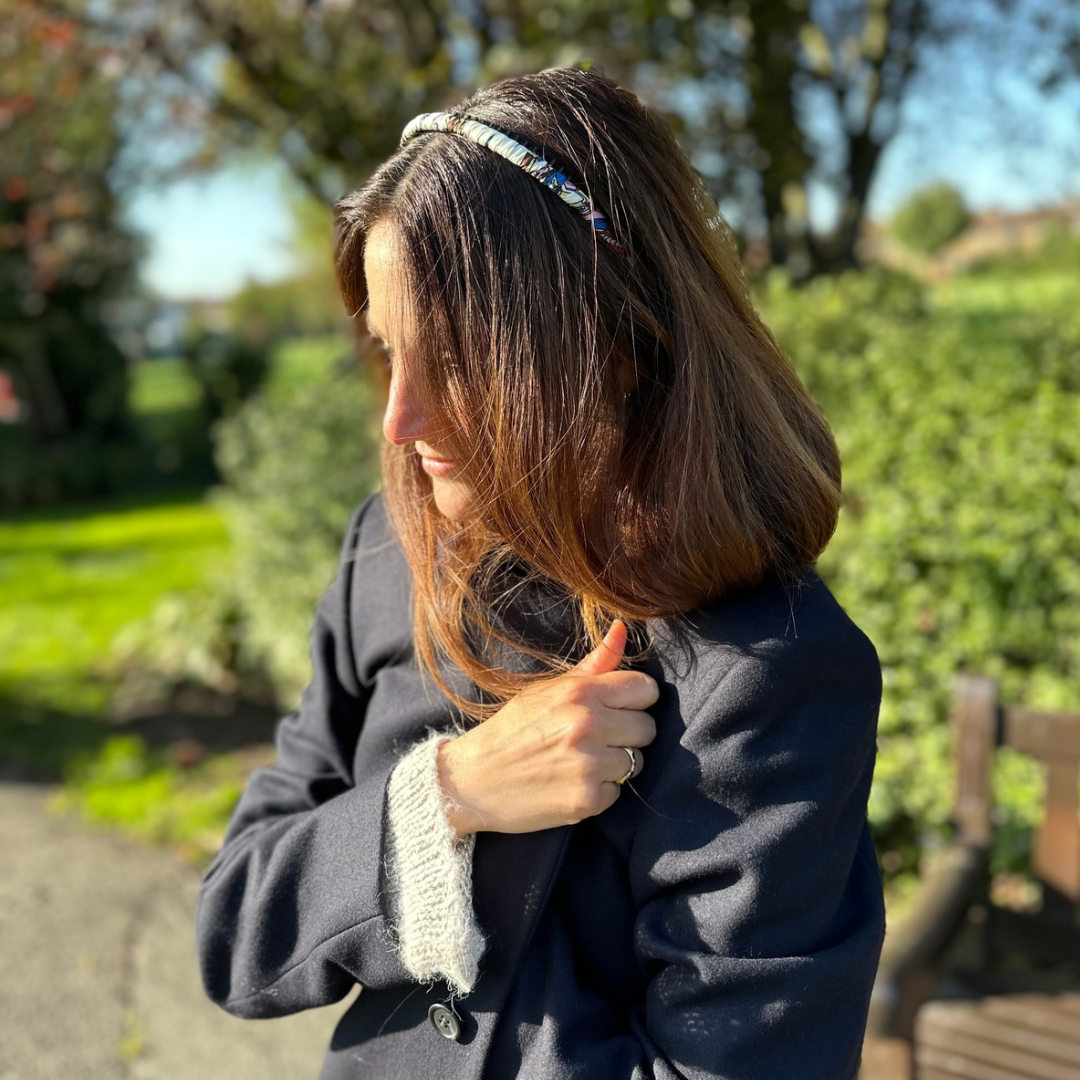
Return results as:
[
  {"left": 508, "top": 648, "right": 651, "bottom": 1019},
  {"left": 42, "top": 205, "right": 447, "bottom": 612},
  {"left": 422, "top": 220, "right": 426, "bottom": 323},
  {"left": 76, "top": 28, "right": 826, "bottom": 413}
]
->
[{"left": 364, "top": 218, "right": 482, "bottom": 522}]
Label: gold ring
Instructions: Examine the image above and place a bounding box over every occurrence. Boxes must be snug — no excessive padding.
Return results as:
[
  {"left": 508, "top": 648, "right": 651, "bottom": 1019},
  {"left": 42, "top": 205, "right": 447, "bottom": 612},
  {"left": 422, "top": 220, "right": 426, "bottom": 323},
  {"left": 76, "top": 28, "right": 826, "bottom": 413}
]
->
[{"left": 615, "top": 746, "right": 637, "bottom": 785}]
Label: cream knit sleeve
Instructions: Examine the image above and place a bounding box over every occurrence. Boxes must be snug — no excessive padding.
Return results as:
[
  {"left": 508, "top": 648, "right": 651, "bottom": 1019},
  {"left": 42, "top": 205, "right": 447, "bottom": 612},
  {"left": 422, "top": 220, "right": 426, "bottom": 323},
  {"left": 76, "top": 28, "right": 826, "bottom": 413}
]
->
[{"left": 383, "top": 729, "right": 488, "bottom": 998}]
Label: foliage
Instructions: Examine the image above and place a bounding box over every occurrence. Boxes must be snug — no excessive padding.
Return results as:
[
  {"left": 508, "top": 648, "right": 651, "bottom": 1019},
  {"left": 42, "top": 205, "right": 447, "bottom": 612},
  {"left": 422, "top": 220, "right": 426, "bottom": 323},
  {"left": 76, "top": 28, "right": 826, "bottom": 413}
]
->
[
  {"left": 0, "top": 2, "right": 149, "bottom": 508},
  {"left": 889, "top": 182, "right": 971, "bottom": 255},
  {"left": 179, "top": 323, "right": 273, "bottom": 424},
  {"left": 0, "top": 345, "right": 378, "bottom": 855},
  {"left": 97, "top": 335, "right": 355, "bottom": 716},
  {"left": 965, "top": 217, "right": 1080, "bottom": 278},
  {"left": 124, "top": 355, "right": 219, "bottom": 485},
  {"left": 225, "top": 276, "right": 343, "bottom": 344},
  {"left": 262, "top": 334, "right": 352, "bottom": 398},
  {"left": 52, "top": 0, "right": 1076, "bottom": 277},
  {"left": 0, "top": 418, "right": 146, "bottom": 511},
  {"left": 50, "top": 733, "right": 257, "bottom": 864},
  {"left": 106, "top": 571, "right": 267, "bottom": 715},
  {"left": 209, "top": 351, "right": 382, "bottom": 702},
  {"left": 755, "top": 266, "right": 1079, "bottom": 886}
]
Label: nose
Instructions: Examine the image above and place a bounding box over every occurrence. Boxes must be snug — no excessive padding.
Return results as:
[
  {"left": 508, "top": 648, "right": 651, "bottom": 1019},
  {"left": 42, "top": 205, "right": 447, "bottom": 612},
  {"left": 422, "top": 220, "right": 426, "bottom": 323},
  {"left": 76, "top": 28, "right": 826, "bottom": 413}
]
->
[
  {"left": 381, "top": 363, "right": 428, "bottom": 447},
  {"left": 382, "top": 366, "right": 453, "bottom": 452}
]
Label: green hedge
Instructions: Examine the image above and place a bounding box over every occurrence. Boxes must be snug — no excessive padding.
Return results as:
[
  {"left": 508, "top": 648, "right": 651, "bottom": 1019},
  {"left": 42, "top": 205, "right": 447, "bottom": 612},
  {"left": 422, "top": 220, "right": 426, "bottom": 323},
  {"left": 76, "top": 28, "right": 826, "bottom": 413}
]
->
[{"left": 757, "top": 267, "right": 1080, "bottom": 885}]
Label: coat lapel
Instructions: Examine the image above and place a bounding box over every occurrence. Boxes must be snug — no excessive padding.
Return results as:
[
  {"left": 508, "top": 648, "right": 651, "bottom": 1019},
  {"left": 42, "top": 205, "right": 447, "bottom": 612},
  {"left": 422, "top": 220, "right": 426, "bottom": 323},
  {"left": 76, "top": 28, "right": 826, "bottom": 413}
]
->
[
  {"left": 470, "top": 823, "right": 575, "bottom": 979},
  {"left": 461, "top": 559, "right": 585, "bottom": 985}
]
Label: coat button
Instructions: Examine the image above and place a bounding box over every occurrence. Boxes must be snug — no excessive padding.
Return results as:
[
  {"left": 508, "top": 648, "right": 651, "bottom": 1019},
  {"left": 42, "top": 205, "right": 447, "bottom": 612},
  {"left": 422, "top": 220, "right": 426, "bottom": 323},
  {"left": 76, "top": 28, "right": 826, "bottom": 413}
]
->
[{"left": 428, "top": 1002, "right": 462, "bottom": 1041}]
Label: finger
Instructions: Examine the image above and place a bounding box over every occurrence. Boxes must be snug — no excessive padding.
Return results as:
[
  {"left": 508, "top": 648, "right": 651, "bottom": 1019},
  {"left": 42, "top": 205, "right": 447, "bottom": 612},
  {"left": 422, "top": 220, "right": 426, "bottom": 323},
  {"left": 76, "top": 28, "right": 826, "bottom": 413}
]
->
[
  {"left": 599, "top": 708, "right": 657, "bottom": 750},
  {"left": 604, "top": 744, "right": 644, "bottom": 784},
  {"left": 570, "top": 619, "right": 626, "bottom": 678},
  {"left": 591, "top": 669, "right": 659, "bottom": 710}
]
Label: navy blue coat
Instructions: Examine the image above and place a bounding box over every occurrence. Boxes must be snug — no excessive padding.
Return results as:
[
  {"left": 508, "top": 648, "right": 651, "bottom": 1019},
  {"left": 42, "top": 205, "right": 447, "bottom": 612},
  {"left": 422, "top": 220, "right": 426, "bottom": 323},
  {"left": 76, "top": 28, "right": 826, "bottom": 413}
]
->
[{"left": 195, "top": 489, "right": 886, "bottom": 1079}]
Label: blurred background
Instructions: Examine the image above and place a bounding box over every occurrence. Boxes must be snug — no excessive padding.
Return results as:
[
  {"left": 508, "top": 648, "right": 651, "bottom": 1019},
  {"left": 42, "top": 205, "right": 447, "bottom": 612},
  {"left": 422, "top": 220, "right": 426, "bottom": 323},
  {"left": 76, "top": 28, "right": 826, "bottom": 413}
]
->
[{"left": 2, "top": 0, "right": 1078, "bottom": 1077}]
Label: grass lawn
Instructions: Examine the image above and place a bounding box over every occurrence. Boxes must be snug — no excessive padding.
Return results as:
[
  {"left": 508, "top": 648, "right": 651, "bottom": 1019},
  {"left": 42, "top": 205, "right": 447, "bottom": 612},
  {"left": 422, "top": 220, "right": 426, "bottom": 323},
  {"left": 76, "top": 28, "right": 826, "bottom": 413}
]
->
[
  {"left": 132, "top": 333, "right": 345, "bottom": 419},
  {"left": 0, "top": 489, "right": 230, "bottom": 765},
  {"left": 0, "top": 488, "right": 276, "bottom": 864}
]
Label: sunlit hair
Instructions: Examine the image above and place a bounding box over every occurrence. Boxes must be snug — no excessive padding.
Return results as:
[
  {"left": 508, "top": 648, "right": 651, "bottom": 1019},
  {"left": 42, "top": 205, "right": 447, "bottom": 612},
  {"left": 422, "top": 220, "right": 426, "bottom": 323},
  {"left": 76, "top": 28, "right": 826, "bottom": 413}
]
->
[{"left": 332, "top": 66, "right": 841, "bottom": 723}]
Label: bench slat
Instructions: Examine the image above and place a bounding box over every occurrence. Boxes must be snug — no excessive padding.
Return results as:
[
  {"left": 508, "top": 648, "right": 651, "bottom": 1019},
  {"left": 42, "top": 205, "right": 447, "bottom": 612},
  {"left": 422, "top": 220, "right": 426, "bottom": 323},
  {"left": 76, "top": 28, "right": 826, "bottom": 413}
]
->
[
  {"left": 980, "top": 996, "right": 1080, "bottom": 1039},
  {"left": 917, "top": 1044, "right": 1055, "bottom": 1080},
  {"left": 916, "top": 1025, "right": 1080, "bottom": 1080},
  {"left": 918, "top": 1003, "right": 1080, "bottom": 1065}
]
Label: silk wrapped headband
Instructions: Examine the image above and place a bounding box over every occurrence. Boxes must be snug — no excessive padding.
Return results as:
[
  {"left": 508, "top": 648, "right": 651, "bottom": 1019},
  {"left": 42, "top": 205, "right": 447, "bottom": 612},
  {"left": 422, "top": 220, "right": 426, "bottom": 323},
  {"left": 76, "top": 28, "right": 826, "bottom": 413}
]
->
[{"left": 400, "top": 111, "right": 626, "bottom": 256}]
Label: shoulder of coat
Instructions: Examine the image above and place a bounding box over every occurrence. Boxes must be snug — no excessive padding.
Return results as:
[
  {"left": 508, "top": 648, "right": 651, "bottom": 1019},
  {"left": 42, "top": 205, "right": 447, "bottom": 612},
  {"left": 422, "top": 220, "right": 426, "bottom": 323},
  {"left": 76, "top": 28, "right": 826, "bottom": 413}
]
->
[{"left": 646, "top": 566, "right": 879, "bottom": 707}]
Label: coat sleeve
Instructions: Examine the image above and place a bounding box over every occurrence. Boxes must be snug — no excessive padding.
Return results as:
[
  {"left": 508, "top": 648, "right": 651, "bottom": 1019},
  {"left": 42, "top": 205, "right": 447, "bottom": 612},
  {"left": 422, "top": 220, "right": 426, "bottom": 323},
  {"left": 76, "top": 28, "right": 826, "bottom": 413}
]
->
[
  {"left": 194, "top": 490, "right": 421, "bottom": 1019},
  {"left": 621, "top": 638, "right": 886, "bottom": 1080}
]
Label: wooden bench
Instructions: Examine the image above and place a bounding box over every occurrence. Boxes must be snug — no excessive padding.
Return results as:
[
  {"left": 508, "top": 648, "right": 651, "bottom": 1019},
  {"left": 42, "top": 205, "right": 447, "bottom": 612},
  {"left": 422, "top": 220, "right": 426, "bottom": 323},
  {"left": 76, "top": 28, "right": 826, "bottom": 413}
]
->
[{"left": 863, "top": 673, "right": 1080, "bottom": 1080}]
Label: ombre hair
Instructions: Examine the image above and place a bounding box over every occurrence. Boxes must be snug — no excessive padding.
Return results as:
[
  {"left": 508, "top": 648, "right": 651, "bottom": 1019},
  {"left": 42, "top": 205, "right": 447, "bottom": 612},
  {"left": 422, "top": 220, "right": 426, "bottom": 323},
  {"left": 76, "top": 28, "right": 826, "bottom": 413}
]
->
[{"left": 332, "top": 66, "right": 841, "bottom": 723}]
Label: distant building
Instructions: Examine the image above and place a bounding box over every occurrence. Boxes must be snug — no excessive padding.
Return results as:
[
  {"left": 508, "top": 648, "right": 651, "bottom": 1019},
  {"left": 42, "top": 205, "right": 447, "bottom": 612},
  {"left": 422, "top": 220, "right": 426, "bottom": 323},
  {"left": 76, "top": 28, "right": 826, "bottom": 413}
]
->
[{"left": 859, "top": 197, "right": 1080, "bottom": 278}]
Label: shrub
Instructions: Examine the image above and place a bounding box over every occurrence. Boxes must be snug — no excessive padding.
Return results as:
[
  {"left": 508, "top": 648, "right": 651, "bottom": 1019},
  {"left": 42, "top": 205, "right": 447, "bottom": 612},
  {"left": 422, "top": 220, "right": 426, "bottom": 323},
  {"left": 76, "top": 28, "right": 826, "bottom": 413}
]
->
[
  {"left": 180, "top": 325, "right": 273, "bottom": 424},
  {"left": 209, "top": 352, "right": 382, "bottom": 702},
  {"left": 756, "top": 267, "right": 1080, "bottom": 887}
]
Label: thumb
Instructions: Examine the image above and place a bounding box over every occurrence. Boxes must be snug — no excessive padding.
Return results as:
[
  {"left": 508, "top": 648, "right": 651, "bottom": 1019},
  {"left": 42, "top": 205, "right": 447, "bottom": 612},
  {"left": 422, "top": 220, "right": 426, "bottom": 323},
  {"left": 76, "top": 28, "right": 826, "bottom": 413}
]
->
[{"left": 572, "top": 619, "right": 627, "bottom": 676}]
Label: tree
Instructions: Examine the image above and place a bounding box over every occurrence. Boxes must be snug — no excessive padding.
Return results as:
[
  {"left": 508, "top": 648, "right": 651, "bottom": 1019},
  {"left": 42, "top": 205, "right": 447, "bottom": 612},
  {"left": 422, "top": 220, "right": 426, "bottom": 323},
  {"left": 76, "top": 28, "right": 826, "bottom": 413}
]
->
[
  {"left": 29, "top": 0, "right": 1078, "bottom": 279},
  {"left": 0, "top": 1, "right": 147, "bottom": 505},
  {"left": 888, "top": 182, "right": 969, "bottom": 255}
]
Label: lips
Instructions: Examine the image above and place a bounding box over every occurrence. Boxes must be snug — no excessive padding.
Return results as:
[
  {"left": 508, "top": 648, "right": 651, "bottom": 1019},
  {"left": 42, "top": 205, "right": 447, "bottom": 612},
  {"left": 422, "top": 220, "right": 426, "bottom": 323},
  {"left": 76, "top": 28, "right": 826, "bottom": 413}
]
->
[{"left": 420, "top": 453, "right": 459, "bottom": 477}]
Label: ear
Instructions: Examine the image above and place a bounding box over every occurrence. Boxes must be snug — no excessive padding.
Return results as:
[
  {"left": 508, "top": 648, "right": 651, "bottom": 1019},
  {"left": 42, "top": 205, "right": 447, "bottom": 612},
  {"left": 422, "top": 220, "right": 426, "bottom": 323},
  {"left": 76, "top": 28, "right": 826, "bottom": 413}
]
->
[{"left": 617, "top": 355, "right": 638, "bottom": 397}]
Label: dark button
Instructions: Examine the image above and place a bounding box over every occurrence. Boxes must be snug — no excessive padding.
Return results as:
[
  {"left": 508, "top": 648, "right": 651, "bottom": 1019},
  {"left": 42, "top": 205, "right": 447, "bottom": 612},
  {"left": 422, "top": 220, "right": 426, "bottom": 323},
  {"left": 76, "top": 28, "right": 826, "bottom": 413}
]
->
[{"left": 428, "top": 1002, "right": 462, "bottom": 1041}]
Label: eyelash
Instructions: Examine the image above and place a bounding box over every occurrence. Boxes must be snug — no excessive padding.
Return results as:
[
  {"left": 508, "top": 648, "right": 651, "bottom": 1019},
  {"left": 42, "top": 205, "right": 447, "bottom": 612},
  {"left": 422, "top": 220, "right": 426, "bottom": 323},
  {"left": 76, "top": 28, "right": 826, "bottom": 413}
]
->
[{"left": 366, "top": 334, "right": 395, "bottom": 371}]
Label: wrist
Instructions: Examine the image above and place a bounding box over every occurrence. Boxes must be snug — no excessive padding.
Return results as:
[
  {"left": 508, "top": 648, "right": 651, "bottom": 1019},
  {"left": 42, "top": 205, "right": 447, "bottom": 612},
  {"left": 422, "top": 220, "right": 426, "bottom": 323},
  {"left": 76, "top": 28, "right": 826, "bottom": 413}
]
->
[{"left": 436, "top": 736, "right": 486, "bottom": 839}]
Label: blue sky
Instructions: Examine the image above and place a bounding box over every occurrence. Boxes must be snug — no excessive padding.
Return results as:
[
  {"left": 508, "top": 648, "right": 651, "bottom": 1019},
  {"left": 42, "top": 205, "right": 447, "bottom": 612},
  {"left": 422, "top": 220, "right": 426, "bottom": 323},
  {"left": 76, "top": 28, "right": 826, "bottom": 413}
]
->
[
  {"left": 121, "top": 159, "right": 304, "bottom": 303},
  {"left": 121, "top": 60, "right": 1080, "bottom": 303}
]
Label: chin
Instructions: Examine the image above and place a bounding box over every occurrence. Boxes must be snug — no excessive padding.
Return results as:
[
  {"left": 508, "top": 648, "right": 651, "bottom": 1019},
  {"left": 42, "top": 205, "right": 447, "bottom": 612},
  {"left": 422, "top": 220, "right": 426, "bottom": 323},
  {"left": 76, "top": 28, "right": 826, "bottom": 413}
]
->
[{"left": 431, "top": 478, "right": 480, "bottom": 522}]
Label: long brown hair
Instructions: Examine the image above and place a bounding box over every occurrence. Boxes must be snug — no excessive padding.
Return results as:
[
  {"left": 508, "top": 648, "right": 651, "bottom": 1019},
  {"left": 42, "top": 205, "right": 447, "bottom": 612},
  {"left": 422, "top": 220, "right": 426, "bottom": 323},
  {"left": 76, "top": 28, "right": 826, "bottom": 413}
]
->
[{"left": 333, "top": 67, "right": 841, "bottom": 723}]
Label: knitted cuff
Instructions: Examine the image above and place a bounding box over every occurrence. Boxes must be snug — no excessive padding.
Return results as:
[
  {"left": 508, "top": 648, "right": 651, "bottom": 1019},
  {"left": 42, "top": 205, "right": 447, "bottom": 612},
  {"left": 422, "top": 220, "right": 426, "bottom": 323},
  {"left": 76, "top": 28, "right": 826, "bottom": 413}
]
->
[{"left": 383, "top": 729, "right": 488, "bottom": 997}]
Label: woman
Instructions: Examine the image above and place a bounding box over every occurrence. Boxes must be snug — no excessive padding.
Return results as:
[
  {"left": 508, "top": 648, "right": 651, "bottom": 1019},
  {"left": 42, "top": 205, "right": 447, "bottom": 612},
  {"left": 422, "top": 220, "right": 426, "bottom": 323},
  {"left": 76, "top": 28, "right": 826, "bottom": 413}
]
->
[{"left": 195, "top": 67, "right": 885, "bottom": 1079}]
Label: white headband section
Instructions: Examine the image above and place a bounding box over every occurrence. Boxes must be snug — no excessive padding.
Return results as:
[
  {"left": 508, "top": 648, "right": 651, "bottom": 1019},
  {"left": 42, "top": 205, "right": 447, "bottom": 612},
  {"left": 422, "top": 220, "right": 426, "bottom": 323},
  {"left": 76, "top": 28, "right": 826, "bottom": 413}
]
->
[{"left": 400, "top": 111, "right": 625, "bottom": 254}]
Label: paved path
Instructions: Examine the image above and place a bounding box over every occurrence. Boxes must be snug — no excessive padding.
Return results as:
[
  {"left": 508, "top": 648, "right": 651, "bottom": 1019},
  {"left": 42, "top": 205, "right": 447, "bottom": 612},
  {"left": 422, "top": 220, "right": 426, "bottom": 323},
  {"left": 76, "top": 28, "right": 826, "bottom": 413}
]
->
[{"left": 0, "top": 782, "right": 354, "bottom": 1080}]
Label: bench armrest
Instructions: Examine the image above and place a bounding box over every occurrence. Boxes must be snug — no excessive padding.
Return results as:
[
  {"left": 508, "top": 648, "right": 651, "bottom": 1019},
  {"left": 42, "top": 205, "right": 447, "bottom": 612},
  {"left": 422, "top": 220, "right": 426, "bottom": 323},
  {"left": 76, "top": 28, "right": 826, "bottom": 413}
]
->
[{"left": 866, "top": 841, "right": 990, "bottom": 1042}]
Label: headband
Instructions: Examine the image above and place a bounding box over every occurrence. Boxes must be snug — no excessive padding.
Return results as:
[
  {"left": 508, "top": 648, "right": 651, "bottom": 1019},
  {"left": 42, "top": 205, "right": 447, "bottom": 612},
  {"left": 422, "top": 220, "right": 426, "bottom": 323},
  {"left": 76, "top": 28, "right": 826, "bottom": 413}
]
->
[{"left": 400, "top": 111, "right": 626, "bottom": 255}]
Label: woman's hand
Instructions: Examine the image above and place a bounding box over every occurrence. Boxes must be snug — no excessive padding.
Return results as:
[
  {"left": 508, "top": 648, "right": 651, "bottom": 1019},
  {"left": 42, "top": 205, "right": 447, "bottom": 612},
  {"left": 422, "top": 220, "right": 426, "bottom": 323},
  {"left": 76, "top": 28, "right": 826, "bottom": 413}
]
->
[{"left": 436, "top": 619, "right": 659, "bottom": 837}]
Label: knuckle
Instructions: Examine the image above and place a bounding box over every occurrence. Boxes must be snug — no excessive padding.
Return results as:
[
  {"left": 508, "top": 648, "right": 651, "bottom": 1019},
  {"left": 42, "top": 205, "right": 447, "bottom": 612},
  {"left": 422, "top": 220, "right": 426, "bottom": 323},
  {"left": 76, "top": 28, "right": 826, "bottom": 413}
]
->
[
  {"left": 566, "top": 787, "right": 596, "bottom": 821},
  {"left": 560, "top": 679, "right": 593, "bottom": 707},
  {"left": 567, "top": 707, "right": 601, "bottom": 743},
  {"left": 634, "top": 671, "right": 655, "bottom": 692}
]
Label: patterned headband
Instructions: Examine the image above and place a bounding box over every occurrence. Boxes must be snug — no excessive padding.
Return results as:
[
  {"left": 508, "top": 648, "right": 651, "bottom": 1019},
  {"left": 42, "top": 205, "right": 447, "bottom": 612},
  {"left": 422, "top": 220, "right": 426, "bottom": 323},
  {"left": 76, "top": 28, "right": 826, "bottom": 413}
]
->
[{"left": 400, "top": 111, "right": 626, "bottom": 255}]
